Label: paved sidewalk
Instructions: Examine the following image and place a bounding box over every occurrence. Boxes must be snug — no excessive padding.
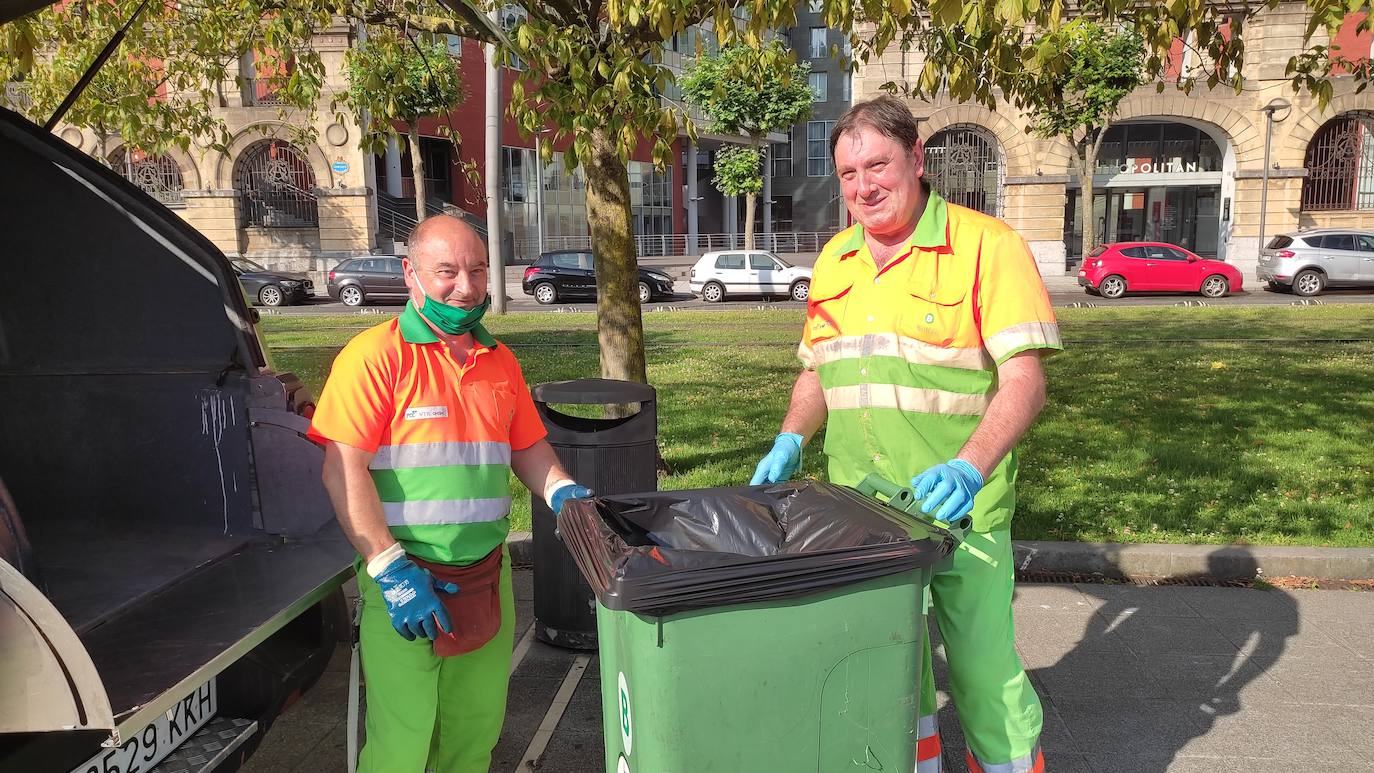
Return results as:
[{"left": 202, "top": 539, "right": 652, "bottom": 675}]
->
[{"left": 243, "top": 570, "right": 1374, "bottom": 773}]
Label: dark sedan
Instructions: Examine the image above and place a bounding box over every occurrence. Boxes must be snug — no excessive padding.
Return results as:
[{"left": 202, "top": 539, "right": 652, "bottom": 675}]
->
[
  {"left": 521, "top": 250, "right": 675, "bottom": 304},
  {"left": 231, "top": 258, "right": 314, "bottom": 306},
  {"left": 327, "top": 255, "right": 410, "bottom": 306}
]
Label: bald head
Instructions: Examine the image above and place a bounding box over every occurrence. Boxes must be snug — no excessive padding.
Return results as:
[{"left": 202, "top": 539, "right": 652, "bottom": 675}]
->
[
  {"left": 403, "top": 214, "right": 489, "bottom": 310},
  {"left": 407, "top": 214, "right": 486, "bottom": 270}
]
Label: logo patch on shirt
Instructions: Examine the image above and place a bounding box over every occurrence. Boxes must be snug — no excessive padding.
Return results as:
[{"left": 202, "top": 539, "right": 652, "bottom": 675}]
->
[{"left": 404, "top": 405, "right": 449, "bottom": 420}]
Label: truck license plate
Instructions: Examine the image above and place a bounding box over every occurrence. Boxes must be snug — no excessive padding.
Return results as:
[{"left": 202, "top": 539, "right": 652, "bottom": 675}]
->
[{"left": 70, "top": 679, "right": 216, "bottom": 773}]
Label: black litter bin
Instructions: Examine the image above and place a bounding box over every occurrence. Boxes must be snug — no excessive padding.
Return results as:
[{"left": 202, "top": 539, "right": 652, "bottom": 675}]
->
[{"left": 531, "top": 378, "right": 657, "bottom": 648}]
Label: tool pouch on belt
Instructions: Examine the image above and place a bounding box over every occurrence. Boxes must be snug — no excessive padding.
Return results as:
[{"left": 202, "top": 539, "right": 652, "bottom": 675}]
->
[{"left": 414, "top": 547, "right": 503, "bottom": 657}]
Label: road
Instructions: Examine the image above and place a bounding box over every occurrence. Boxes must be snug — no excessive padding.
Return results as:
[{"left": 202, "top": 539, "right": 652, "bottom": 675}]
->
[
  {"left": 269, "top": 253, "right": 1374, "bottom": 314},
  {"left": 268, "top": 272, "right": 1374, "bottom": 315}
]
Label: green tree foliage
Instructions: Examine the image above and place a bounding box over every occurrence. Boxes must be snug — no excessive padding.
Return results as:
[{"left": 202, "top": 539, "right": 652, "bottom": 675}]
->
[
  {"left": 680, "top": 41, "right": 812, "bottom": 249},
  {"left": 343, "top": 31, "right": 465, "bottom": 220},
  {"left": 2, "top": 0, "right": 326, "bottom": 153},
  {"left": 1026, "top": 22, "right": 1144, "bottom": 257},
  {"left": 0, "top": 0, "right": 496, "bottom": 155},
  {"left": 5, "top": 0, "right": 1371, "bottom": 383},
  {"left": 712, "top": 145, "right": 763, "bottom": 195}
]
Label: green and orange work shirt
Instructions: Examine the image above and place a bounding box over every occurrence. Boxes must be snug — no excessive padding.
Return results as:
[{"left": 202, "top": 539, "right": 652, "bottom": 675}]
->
[
  {"left": 308, "top": 302, "right": 546, "bottom": 566},
  {"left": 800, "top": 190, "right": 1062, "bottom": 533}
]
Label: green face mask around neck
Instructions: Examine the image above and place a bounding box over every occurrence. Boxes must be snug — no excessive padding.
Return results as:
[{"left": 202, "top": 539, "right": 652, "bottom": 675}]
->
[{"left": 416, "top": 294, "right": 496, "bottom": 347}]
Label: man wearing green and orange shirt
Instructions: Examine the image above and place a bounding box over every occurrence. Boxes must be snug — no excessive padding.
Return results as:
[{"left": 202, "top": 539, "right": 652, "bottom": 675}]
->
[
  {"left": 309, "top": 215, "right": 589, "bottom": 772},
  {"left": 752, "top": 97, "right": 1062, "bottom": 773}
]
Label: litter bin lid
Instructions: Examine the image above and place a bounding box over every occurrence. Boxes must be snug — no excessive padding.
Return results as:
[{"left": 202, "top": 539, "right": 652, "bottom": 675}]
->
[
  {"left": 532, "top": 378, "right": 655, "bottom": 406},
  {"left": 557, "top": 481, "right": 960, "bottom": 615}
]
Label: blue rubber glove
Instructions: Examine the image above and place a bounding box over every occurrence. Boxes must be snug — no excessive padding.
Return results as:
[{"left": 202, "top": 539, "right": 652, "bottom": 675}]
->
[
  {"left": 549, "top": 483, "right": 594, "bottom": 515},
  {"left": 374, "top": 556, "right": 459, "bottom": 641},
  {"left": 911, "top": 459, "right": 984, "bottom": 523},
  {"left": 749, "top": 432, "right": 804, "bottom": 486}
]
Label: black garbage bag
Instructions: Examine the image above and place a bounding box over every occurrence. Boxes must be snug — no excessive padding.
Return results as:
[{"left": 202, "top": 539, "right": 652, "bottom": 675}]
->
[{"left": 557, "top": 481, "right": 959, "bottom": 615}]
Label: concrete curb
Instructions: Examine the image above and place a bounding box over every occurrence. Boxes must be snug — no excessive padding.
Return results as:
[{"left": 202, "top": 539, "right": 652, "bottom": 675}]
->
[
  {"left": 506, "top": 532, "right": 1374, "bottom": 580},
  {"left": 507, "top": 531, "right": 534, "bottom": 567},
  {"left": 1014, "top": 540, "right": 1374, "bottom": 581}
]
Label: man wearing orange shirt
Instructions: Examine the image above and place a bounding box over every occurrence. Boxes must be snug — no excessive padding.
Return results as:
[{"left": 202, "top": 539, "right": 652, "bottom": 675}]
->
[{"left": 309, "top": 215, "right": 588, "bottom": 772}]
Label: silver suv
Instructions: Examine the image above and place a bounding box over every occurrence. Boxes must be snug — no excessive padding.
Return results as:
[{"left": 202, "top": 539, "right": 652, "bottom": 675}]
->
[{"left": 1258, "top": 229, "right": 1374, "bottom": 296}]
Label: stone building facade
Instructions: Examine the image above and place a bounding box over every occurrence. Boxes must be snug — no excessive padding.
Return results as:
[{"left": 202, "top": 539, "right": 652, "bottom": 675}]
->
[
  {"left": 52, "top": 22, "right": 378, "bottom": 283},
  {"left": 852, "top": 2, "right": 1374, "bottom": 278}
]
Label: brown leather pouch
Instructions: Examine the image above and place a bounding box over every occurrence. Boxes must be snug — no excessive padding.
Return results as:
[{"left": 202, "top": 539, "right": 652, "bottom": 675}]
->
[{"left": 414, "top": 547, "right": 503, "bottom": 657}]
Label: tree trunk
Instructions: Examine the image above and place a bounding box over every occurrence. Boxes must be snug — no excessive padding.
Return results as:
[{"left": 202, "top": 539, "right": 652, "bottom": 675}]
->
[
  {"left": 1078, "top": 126, "right": 1109, "bottom": 257},
  {"left": 744, "top": 191, "right": 757, "bottom": 250},
  {"left": 409, "top": 124, "right": 427, "bottom": 223},
  {"left": 583, "top": 124, "right": 648, "bottom": 385}
]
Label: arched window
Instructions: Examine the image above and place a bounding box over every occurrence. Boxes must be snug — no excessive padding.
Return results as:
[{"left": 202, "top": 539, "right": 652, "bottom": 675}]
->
[
  {"left": 924, "top": 125, "right": 1004, "bottom": 217},
  {"left": 1302, "top": 113, "right": 1374, "bottom": 211},
  {"left": 108, "top": 147, "right": 184, "bottom": 206},
  {"left": 234, "top": 140, "right": 318, "bottom": 228}
]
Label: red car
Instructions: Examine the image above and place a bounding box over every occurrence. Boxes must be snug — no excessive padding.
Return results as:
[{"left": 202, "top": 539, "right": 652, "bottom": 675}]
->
[{"left": 1077, "top": 242, "right": 1243, "bottom": 299}]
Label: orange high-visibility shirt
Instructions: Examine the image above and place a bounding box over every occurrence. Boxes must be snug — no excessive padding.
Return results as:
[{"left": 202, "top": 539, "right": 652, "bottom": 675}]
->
[{"left": 308, "top": 303, "right": 546, "bottom": 565}]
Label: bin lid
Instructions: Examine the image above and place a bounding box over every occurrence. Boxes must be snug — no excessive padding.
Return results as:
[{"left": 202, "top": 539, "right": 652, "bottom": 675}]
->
[
  {"left": 532, "top": 378, "right": 655, "bottom": 406},
  {"left": 557, "top": 481, "right": 960, "bottom": 615}
]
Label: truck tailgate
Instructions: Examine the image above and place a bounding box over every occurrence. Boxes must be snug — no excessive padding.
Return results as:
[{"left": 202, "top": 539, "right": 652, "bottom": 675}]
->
[{"left": 78, "top": 529, "right": 353, "bottom": 740}]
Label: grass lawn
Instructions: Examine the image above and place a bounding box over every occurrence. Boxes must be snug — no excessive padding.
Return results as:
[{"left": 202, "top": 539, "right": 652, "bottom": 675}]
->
[{"left": 263, "top": 305, "right": 1374, "bottom": 547}]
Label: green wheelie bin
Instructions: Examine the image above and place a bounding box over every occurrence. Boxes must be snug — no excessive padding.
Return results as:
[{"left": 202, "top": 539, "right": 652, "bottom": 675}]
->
[{"left": 557, "top": 475, "right": 969, "bottom": 773}]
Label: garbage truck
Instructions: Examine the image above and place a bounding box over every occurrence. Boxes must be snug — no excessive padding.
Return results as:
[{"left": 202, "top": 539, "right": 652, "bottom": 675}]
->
[{"left": 0, "top": 98, "right": 354, "bottom": 771}]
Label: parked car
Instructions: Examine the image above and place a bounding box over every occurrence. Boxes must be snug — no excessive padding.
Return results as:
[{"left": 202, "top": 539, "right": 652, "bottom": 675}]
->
[
  {"left": 1259, "top": 229, "right": 1374, "bottom": 296},
  {"left": 231, "top": 257, "right": 314, "bottom": 306},
  {"left": 328, "top": 255, "right": 409, "bottom": 306},
  {"left": 1077, "top": 242, "right": 1243, "bottom": 299},
  {"left": 689, "top": 250, "right": 812, "bottom": 303},
  {"left": 521, "top": 250, "right": 676, "bottom": 304}
]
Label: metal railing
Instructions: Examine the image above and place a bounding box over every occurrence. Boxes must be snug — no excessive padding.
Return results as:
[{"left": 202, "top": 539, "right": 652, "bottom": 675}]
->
[
  {"left": 376, "top": 193, "right": 489, "bottom": 242},
  {"left": 1302, "top": 114, "right": 1374, "bottom": 212},
  {"left": 512, "top": 230, "right": 841, "bottom": 260},
  {"left": 242, "top": 79, "right": 289, "bottom": 107},
  {"left": 235, "top": 141, "right": 319, "bottom": 228}
]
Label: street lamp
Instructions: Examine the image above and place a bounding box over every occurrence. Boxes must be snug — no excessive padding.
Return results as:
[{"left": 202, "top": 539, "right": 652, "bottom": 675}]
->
[{"left": 1258, "top": 97, "right": 1293, "bottom": 262}]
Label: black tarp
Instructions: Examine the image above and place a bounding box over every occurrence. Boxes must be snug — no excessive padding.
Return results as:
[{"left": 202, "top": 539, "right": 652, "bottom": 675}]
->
[{"left": 559, "top": 481, "right": 960, "bottom": 615}]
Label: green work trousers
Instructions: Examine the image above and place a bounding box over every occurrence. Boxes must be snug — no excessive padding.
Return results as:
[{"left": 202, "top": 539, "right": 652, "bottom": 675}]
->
[
  {"left": 357, "top": 557, "right": 515, "bottom": 773},
  {"left": 919, "top": 529, "right": 1043, "bottom": 771}
]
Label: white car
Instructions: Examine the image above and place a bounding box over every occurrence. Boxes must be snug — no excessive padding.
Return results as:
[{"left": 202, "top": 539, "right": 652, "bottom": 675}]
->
[{"left": 689, "top": 250, "right": 812, "bottom": 303}]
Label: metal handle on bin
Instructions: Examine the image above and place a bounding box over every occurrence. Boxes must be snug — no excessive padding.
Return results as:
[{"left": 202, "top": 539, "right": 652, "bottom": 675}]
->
[{"left": 856, "top": 473, "right": 972, "bottom": 542}]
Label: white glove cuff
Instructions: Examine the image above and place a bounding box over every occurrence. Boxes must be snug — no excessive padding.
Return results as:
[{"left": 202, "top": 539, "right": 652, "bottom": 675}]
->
[
  {"left": 544, "top": 478, "right": 577, "bottom": 507},
  {"left": 366, "top": 542, "right": 405, "bottom": 578}
]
